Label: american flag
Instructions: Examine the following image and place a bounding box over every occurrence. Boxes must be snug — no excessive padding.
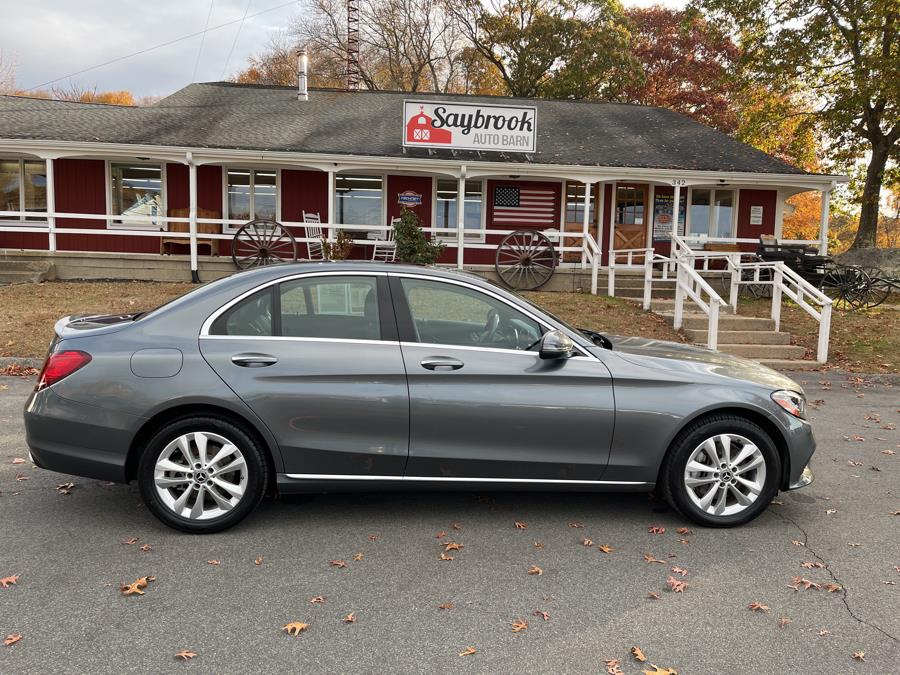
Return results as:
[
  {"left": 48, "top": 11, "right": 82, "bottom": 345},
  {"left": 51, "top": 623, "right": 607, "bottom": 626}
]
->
[{"left": 492, "top": 186, "right": 557, "bottom": 226}]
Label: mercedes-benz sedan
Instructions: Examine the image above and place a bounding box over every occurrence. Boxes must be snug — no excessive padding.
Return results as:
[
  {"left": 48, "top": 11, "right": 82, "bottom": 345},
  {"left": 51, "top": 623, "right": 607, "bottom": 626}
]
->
[{"left": 25, "top": 263, "right": 814, "bottom": 533}]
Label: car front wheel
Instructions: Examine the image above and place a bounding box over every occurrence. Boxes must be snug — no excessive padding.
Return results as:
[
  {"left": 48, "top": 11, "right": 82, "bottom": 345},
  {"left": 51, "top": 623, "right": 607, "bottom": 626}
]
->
[
  {"left": 660, "top": 415, "right": 781, "bottom": 527},
  {"left": 138, "top": 417, "right": 268, "bottom": 533}
]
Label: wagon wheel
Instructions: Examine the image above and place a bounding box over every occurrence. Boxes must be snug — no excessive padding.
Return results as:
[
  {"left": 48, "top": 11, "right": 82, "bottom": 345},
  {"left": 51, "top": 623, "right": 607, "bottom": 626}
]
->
[
  {"left": 856, "top": 267, "right": 893, "bottom": 309},
  {"left": 494, "top": 230, "right": 557, "bottom": 291},
  {"left": 820, "top": 261, "right": 869, "bottom": 310},
  {"left": 231, "top": 219, "right": 297, "bottom": 270},
  {"left": 720, "top": 256, "right": 772, "bottom": 299}
]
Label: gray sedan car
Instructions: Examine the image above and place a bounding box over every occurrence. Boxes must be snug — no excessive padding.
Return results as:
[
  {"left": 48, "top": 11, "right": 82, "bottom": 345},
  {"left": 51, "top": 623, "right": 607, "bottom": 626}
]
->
[{"left": 25, "top": 263, "right": 814, "bottom": 533}]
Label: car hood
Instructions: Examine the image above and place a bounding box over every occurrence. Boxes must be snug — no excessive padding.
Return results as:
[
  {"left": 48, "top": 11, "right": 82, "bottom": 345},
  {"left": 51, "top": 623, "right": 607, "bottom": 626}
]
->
[{"left": 602, "top": 335, "right": 804, "bottom": 393}]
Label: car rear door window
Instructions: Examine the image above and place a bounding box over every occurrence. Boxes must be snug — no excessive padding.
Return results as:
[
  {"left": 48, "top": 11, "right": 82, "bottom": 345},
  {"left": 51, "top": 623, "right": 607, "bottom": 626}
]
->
[
  {"left": 398, "top": 278, "right": 541, "bottom": 350},
  {"left": 279, "top": 276, "right": 380, "bottom": 340},
  {"left": 210, "top": 288, "right": 273, "bottom": 336}
]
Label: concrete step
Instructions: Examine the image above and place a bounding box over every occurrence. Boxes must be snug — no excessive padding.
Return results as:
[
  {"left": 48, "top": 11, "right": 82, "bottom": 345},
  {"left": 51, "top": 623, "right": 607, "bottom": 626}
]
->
[
  {"left": 0, "top": 260, "right": 55, "bottom": 284},
  {"left": 756, "top": 359, "right": 822, "bottom": 371},
  {"left": 658, "top": 313, "right": 778, "bottom": 331},
  {"left": 714, "top": 343, "right": 807, "bottom": 359},
  {"left": 684, "top": 329, "right": 791, "bottom": 345},
  {"left": 614, "top": 287, "right": 676, "bottom": 299}
]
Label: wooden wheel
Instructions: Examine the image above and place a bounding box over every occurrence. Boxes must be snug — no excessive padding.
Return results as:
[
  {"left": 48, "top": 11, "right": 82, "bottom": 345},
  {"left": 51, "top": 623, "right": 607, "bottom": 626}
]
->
[
  {"left": 495, "top": 230, "right": 557, "bottom": 291},
  {"left": 231, "top": 219, "right": 297, "bottom": 270},
  {"left": 820, "top": 261, "right": 869, "bottom": 310},
  {"left": 855, "top": 267, "right": 893, "bottom": 309}
]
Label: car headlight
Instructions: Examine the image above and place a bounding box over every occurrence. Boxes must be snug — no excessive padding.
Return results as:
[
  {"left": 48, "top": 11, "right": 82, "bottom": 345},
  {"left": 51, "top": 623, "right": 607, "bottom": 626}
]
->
[{"left": 772, "top": 390, "right": 806, "bottom": 419}]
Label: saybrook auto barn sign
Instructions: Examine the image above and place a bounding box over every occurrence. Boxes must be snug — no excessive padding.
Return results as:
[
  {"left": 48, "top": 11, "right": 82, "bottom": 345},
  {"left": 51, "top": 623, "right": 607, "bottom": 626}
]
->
[{"left": 403, "top": 100, "right": 536, "bottom": 153}]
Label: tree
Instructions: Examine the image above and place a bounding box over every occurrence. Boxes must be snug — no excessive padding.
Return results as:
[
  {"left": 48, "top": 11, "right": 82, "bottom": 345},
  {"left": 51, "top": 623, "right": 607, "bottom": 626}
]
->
[
  {"left": 448, "top": 0, "right": 638, "bottom": 99},
  {"left": 622, "top": 7, "right": 740, "bottom": 133},
  {"left": 696, "top": 0, "right": 899, "bottom": 250}
]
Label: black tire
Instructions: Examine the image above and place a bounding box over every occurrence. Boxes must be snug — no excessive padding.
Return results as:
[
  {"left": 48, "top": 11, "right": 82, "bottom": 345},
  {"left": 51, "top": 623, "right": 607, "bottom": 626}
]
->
[
  {"left": 138, "top": 416, "right": 269, "bottom": 534},
  {"left": 658, "top": 414, "right": 781, "bottom": 527}
]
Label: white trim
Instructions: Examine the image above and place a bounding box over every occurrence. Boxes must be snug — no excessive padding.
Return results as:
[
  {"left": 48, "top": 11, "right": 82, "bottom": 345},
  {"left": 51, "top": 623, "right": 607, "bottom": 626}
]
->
[
  {"left": 282, "top": 473, "right": 648, "bottom": 485},
  {"left": 222, "top": 166, "right": 281, "bottom": 233},
  {"left": 684, "top": 186, "right": 737, "bottom": 238},
  {"left": 106, "top": 159, "right": 166, "bottom": 231},
  {"left": 433, "top": 176, "right": 486, "bottom": 244}
]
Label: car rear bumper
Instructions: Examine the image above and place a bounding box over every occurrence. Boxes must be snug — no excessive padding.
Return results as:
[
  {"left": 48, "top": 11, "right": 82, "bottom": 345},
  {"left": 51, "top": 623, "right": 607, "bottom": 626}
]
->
[{"left": 24, "top": 387, "right": 144, "bottom": 483}]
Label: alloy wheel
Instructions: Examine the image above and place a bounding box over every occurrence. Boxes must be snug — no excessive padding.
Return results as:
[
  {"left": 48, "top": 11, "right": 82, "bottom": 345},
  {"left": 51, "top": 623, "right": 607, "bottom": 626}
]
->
[
  {"left": 683, "top": 433, "right": 766, "bottom": 517},
  {"left": 153, "top": 432, "right": 248, "bottom": 520}
]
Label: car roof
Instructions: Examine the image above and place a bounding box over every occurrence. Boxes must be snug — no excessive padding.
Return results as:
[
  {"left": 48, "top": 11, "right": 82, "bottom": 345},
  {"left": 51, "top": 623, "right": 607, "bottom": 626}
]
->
[{"left": 229, "top": 261, "right": 494, "bottom": 286}]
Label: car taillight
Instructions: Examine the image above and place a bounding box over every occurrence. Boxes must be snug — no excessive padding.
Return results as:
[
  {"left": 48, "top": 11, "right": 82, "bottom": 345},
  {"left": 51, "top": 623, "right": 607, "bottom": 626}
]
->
[{"left": 35, "top": 350, "right": 92, "bottom": 391}]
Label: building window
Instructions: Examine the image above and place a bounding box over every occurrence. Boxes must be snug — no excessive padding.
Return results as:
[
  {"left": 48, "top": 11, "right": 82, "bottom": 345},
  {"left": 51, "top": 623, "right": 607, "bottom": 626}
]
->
[
  {"left": 689, "top": 188, "right": 734, "bottom": 238},
  {"left": 1, "top": 159, "right": 47, "bottom": 222},
  {"left": 565, "top": 182, "right": 595, "bottom": 225},
  {"left": 225, "top": 169, "right": 277, "bottom": 229},
  {"left": 336, "top": 174, "right": 383, "bottom": 225},
  {"left": 615, "top": 185, "right": 646, "bottom": 225},
  {"left": 110, "top": 163, "right": 164, "bottom": 229},
  {"left": 435, "top": 179, "right": 484, "bottom": 240}
]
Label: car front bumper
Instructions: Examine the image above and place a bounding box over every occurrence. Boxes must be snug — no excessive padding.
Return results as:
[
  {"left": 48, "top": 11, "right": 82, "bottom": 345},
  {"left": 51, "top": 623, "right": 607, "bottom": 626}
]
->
[{"left": 787, "top": 464, "right": 814, "bottom": 490}]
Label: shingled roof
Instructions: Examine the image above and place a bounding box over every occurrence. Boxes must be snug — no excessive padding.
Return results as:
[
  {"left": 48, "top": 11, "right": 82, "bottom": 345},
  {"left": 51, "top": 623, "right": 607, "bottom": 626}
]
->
[{"left": 0, "top": 82, "right": 808, "bottom": 175}]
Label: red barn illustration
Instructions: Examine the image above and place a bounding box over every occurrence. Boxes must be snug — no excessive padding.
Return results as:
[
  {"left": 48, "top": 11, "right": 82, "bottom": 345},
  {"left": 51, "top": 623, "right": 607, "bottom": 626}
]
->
[{"left": 406, "top": 106, "right": 452, "bottom": 144}]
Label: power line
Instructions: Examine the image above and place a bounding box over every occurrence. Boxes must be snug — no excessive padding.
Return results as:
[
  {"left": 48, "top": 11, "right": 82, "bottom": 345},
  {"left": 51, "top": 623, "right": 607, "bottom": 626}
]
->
[
  {"left": 24, "top": 0, "right": 297, "bottom": 92},
  {"left": 191, "top": 0, "right": 217, "bottom": 84},
  {"left": 221, "top": 0, "right": 254, "bottom": 80}
]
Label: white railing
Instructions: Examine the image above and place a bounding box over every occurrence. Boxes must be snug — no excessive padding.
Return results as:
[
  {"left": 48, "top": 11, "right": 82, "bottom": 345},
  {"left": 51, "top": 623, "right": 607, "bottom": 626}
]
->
[
  {"left": 725, "top": 257, "right": 833, "bottom": 362},
  {"left": 607, "top": 247, "right": 651, "bottom": 297},
  {"left": 582, "top": 235, "right": 601, "bottom": 296}
]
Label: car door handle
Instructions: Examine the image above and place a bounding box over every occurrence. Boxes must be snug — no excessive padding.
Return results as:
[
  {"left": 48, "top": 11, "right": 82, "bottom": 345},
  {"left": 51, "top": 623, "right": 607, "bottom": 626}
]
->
[
  {"left": 231, "top": 353, "right": 278, "bottom": 367},
  {"left": 420, "top": 357, "right": 464, "bottom": 371}
]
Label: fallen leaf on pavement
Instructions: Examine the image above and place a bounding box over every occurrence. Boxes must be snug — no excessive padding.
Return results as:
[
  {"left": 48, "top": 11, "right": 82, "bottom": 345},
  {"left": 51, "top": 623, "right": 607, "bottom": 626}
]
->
[
  {"left": 438, "top": 602, "right": 454, "bottom": 610},
  {"left": 675, "top": 527, "right": 690, "bottom": 535},
  {"left": 801, "top": 561, "right": 825, "bottom": 569},
  {"left": 139, "top": 544, "right": 152, "bottom": 552},
  {"left": 443, "top": 542, "right": 464, "bottom": 552},
  {"left": 671, "top": 566, "right": 688, "bottom": 577},
  {"left": 643, "top": 554, "right": 665, "bottom": 564},
  {"left": 511, "top": 619, "right": 528, "bottom": 633},
  {"left": 514, "top": 521, "right": 527, "bottom": 529},
  {"left": 452, "top": 523, "right": 462, "bottom": 530},
  {"left": 533, "top": 610, "right": 550, "bottom": 621},
  {"left": 4, "top": 634, "right": 22, "bottom": 647},
  {"left": 647, "top": 592, "right": 661, "bottom": 600},
  {"left": 207, "top": 560, "right": 221, "bottom": 566},
  {"left": 55, "top": 482, "right": 74, "bottom": 495},
  {"left": 790, "top": 576, "right": 821, "bottom": 590},
  {"left": 435, "top": 531, "right": 447, "bottom": 539},
  {"left": 852, "top": 650, "right": 865, "bottom": 661},
  {"left": 330, "top": 559, "right": 347, "bottom": 568},
  {"left": 353, "top": 552, "right": 364, "bottom": 561},
  {"left": 310, "top": 596, "right": 325, "bottom": 604},
  {"left": 817, "top": 629, "right": 830, "bottom": 636},
  {"left": 0, "top": 575, "right": 19, "bottom": 589},
  {"left": 11, "top": 458, "right": 25, "bottom": 464},
  {"left": 15, "top": 474, "right": 28, "bottom": 481},
  {"left": 666, "top": 576, "right": 688, "bottom": 593},
  {"left": 631, "top": 646, "right": 647, "bottom": 662},
  {"left": 568, "top": 522, "right": 583, "bottom": 528},
  {"left": 649, "top": 526, "right": 665, "bottom": 535},
  {"left": 121, "top": 576, "right": 155, "bottom": 596},
  {"left": 823, "top": 583, "right": 842, "bottom": 593},
  {"left": 533, "top": 541, "right": 544, "bottom": 549},
  {"left": 642, "top": 667, "right": 678, "bottom": 675},
  {"left": 282, "top": 622, "right": 310, "bottom": 636},
  {"left": 748, "top": 601, "right": 770, "bottom": 612},
  {"left": 598, "top": 544, "right": 614, "bottom": 553},
  {"left": 342, "top": 612, "right": 356, "bottom": 624},
  {"left": 255, "top": 556, "right": 263, "bottom": 566},
  {"left": 459, "top": 646, "right": 477, "bottom": 657},
  {"left": 439, "top": 552, "right": 454, "bottom": 561},
  {"left": 605, "top": 659, "right": 624, "bottom": 675},
  {"left": 527, "top": 565, "right": 543, "bottom": 576},
  {"left": 368, "top": 535, "right": 379, "bottom": 541},
  {"left": 825, "top": 508, "right": 836, "bottom": 514},
  {"left": 791, "top": 540, "right": 805, "bottom": 547},
  {"left": 777, "top": 617, "right": 792, "bottom": 629},
  {"left": 175, "top": 650, "right": 197, "bottom": 660},
  {"left": 122, "top": 537, "right": 139, "bottom": 545},
  {"left": 582, "top": 538, "right": 593, "bottom": 546}
]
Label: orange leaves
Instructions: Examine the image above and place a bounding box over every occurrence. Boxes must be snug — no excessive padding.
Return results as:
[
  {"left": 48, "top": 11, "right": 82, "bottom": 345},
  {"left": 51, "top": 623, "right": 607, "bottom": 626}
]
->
[
  {"left": 310, "top": 595, "right": 326, "bottom": 604},
  {"left": 852, "top": 650, "right": 866, "bottom": 661},
  {"left": 788, "top": 576, "right": 821, "bottom": 591},
  {"left": 207, "top": 560, "right": 221, "bottom": 566},
  {"left": 282, "top": 621, "right": 310, "bottom": 636},
  {"left": 666, "top": 576, "right": 688, "bottom": 593},
  {"left": 329, "top": 559, "right": 347, "bottom": 568},
  {"left": 597, "top": 544, "right": 614, "bottom": 554},
  {"left": 139, "top": 544, "right": 152, "bottom": 553},
  {"left": 647, "top": 592, "right": 661, "bottom": 600},
  {"left": 510, "top": 618, "right": 528, "bottom": 633},
  {"left": 670, "top": 566, "right": 688, "bottom": 577},
  {"left": 122, "top": 537, "right": 139, "bottom": 545},
  {"left": 254, "top": 556, "right": 264, "bottom": 566},
  {"left": 0, "top": 575, "right": 19, "bottom": 589},
  {"left": 641, "top": 667, "right": 678, "bottom": 675},
  {"left": 823, "top": 583, "right": 843, "bottom": 593},
  {"left": 605, "top": 659, "right": 625, "bottom": 675},
  {"left": 439, "top": 552, "right": 454, "bottom": 561},
  {"left": 55, "top": 482, "right": 74, "bottom": 495},
  {"left": 581, "top": 538, "right": 594, "bottom": 547},
  {"left": 352, "top": 552, "right": 364, "bottom": 562},
  {"left": 121, "top": 575, "right": 156, "bottom": 596},
  {"left": 648, "top": 526, "right": 665, "bottom": 535},
  {"left": 675, "top": 527, "right": 690, "bottom": 536},
  {"left": 11, "top": 457, "right": 26, "bottom": 465},
  {"left": 643, "top": 554, "right": 665, "bottom": 565},
  {"left": 175, "top": 650, "right": 197, "bottom": 660},
  {"left": 435, "top": 531, "right": 447, "bottom": 539},
  {"left": 437, "top": 602, "right": 454, "bottom": 610},
  {"left": 443, "top": 542, "right": 464, "bottom": 552},
  {"left": 748, "top": 601, "right": 770, "bottom": 613},
  {"left": 514, "top": 521, "right": 527, "bottom": 530},
  {"left": 532, "top": 610, "right": 550, "bottom": 621},
  {"left": 800, "top": 561, "right": 825, "bottom": 569},
  {"left": 458, "top": 646, "right": 477, "bottom": 657},
  {"left": 532, "top": 541, "right": 544, "bottom": 550},
  {"left": 631, "top": 646, "right": 647, "bottom": 662},
  {"left": 342, "top": 612, "right": 356, "bottom": 624},
  {"left": 567, "top": 522, "right": 583, "bottom": 528},
  {"left": 777, "top": 617, "right": 793, "bottom": 629},
  {"left": 4, "top": 633, "right": 22, "bottom": 647},
  {"left": 527, "top": 565, "right": 543, "bottom": 576}
]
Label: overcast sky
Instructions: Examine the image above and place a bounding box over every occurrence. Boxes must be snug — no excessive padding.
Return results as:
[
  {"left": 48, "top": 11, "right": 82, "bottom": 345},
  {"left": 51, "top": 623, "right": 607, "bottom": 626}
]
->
[{"left": 1, "top": 0, "right": 686, "bottom": 99}]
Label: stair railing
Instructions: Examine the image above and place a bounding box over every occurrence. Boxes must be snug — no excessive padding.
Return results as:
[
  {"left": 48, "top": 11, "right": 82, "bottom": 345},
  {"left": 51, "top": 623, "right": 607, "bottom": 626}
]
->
[{"left": 671, "top": 235, "right": 729, "bottom": 350}]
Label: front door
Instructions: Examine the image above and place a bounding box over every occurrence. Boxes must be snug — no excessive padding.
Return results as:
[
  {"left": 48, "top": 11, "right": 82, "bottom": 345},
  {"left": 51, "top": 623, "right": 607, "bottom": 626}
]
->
[
  {"left": 199, "top": 273, "right": 409, "bottom": 476},
  {"left": 613, "top": 183, "right": 649, "bottom": 253},
  {"left": 390, "top": 275, "right": 615, "bottom": 481}
]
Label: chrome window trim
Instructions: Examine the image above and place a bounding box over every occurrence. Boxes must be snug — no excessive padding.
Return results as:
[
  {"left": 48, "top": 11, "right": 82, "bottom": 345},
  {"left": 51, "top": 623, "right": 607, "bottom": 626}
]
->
[
  {"left": 391, "top": 272, "right": 595, "bottom": 359},
  {"left": 201, "top": 335, "right": 397, "bottom": 346},
  {"left": 200, "top": 270, "right": 387, "bottom": 336},
  {"left": 399, "top": 340, "right": 583, "bottom": 358},
  {"left": 282, "top": 473, "right": 647, "bottom": 486}
]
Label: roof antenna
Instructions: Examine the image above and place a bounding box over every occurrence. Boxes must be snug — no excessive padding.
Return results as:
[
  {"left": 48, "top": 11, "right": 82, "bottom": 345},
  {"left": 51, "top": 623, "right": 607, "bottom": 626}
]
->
[{"left": 346, "top": 0, "right": 360, "bottom": 90}]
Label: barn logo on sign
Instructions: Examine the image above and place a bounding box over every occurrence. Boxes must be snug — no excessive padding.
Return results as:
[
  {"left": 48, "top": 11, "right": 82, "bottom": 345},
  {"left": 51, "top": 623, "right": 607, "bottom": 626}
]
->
[{"left": 403, "top": 100, "right": 537, "bottom": 153}]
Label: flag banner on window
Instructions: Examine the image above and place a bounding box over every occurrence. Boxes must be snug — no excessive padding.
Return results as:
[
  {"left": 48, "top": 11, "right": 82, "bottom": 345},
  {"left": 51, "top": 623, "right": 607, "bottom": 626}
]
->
[{"left": 492, "top": 186, "right": 556, "bottom": 226}]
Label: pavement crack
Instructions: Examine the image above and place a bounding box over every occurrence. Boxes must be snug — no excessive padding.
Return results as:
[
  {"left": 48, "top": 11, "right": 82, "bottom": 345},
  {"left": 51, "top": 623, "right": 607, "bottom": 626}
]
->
[{"left": 774, "top": 510, "right": 898, "bottom": 643}]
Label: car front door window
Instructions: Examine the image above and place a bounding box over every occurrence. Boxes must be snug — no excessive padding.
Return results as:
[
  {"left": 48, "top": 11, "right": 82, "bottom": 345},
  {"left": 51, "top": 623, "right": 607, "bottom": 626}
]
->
[{"left": 398, "top": 278, "right": 542, "bottom": 351}]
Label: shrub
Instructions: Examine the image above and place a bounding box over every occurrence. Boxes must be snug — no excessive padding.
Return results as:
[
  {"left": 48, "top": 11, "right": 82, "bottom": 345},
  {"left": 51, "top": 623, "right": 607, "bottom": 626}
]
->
[
  {"left": 321, "top": 229, "right": 354, "bottom": 260},
  {"left": 393, "top": 208, "right": 445, "bottom": 265}
]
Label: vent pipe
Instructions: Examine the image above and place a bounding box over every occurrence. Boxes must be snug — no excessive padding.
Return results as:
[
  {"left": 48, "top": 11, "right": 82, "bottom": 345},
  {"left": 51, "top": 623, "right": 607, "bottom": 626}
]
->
[{"left": 297, "top": 49, "right": 309, "bottom": 101}]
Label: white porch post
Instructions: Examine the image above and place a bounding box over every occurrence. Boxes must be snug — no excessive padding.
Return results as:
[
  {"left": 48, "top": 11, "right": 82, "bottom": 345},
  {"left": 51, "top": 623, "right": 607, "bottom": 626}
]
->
[
  {"left": 580, "top": 181, "right": 593, "bottom": 269},
  {"left": 187, "top": 153, "right": 199, "bottom": 283},
  {"left": 607, "top": 182, "right": 616, "bottom": 295},
  {"left": 456, "top": 168, "right": 466, "bottom": 269},
  {"left": 671, "top": 184, "right": 681, "bottom": 240},
  {"left": 327, "top": 169, "right": 336, "bottom": 242},
  {"left": 818, "top": 189, "right": 831, "bottom": 254},
  {"left": 45, "top": 158, "right": 56, "bottom": 252}
]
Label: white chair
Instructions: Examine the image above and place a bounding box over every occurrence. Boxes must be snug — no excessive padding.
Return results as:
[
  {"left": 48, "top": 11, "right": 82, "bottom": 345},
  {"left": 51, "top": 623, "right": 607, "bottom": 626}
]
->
[
  {"left": 372, "top": 217, "right": 399, "bottom": 262},
  {"left": 302, "top": 211, "right": 326, "bottom": 260}
]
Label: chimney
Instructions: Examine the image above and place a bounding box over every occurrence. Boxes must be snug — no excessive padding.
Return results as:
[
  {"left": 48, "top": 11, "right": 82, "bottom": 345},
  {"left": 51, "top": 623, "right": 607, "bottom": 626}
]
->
[{"left": 297, "top": 49, "right": 309, "bottom": 101}]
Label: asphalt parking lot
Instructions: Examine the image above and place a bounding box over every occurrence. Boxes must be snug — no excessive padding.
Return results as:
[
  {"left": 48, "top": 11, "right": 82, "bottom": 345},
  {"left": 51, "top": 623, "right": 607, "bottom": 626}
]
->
[{"left": 0, "top": 371, "right": 897, "bottom": 674}]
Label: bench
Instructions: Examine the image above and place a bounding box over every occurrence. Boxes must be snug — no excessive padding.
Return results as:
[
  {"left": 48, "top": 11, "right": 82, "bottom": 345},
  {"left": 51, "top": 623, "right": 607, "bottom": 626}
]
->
[{"left": 160, "top": 208, "right": 221, "bottom": 256}]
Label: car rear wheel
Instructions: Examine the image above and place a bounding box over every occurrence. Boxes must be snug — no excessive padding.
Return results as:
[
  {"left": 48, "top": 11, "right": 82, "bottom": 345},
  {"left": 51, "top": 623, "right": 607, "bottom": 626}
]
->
[
  {"left": 138, "top": 417, "right": 268, "bottom": 533},
  {"left": 659, "top": 415, "right": 781, "bottom": 527}
]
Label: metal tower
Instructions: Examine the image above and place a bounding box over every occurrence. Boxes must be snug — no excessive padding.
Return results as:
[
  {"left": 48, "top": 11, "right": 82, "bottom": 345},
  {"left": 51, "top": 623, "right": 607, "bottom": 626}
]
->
[{"left": 347, "top": 0, "right": 360, "bottom": 90}]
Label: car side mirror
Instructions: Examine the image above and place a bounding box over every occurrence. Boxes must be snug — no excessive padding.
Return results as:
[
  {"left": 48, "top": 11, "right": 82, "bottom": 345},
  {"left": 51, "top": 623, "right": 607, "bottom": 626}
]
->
[{"left": 539, "top": 330, "right": 574, "bottom": 360}]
